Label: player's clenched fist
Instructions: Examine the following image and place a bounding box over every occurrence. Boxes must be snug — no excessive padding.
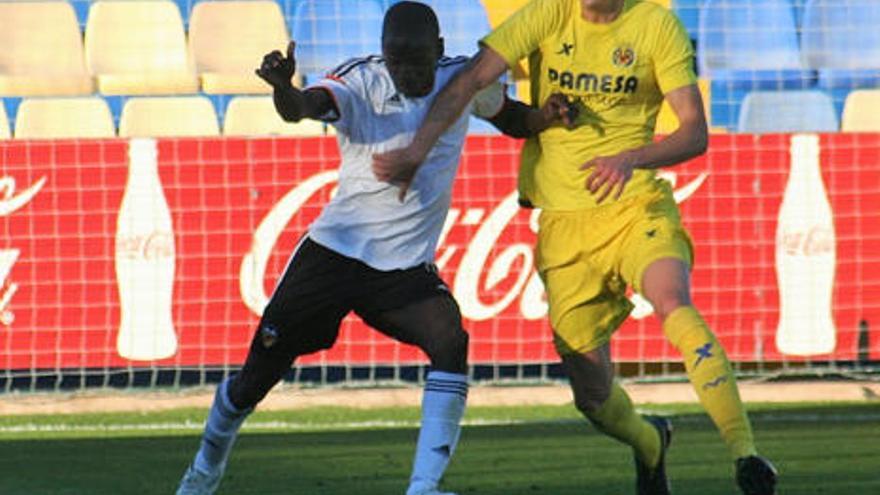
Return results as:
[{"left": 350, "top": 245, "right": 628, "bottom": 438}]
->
[{"left": 256, "top": 41, "right": 297, "bottom": 88}]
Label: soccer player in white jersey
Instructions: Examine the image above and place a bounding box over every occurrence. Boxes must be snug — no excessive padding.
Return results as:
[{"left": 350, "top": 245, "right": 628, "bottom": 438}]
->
[{"left": 175, "top": 3, "right": 570, "bottom": 495}]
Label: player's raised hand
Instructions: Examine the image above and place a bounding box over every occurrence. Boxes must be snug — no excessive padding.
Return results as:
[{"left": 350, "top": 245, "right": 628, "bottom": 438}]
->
[
  {"left": 256, "top": 41, "right": 297, "bottom": 88},
  {"left": 372, "top": 147, "right": 425, "bottom": 202},
  {"left": 581, "top": 151, "right": 638, "bottom": 204}
]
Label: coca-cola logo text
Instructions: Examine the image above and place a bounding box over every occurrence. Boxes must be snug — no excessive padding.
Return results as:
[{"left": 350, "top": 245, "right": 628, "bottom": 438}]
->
[
  {"left": 240, "top": 171, "right": 709, "bottom": 322},
  {"left": 1, "top": 175, "right": 47, "bottom": 326},
  {"left": 116, "top": 232, "right": 175, "bottom": 260},
  {"left": 779, "top": 226, "right": 835, "bottom": 257}
]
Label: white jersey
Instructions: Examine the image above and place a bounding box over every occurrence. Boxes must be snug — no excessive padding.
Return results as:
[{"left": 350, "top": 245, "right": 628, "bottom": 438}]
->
[{"left": 306, "top": 55, "right": 505, "bottom": 271}]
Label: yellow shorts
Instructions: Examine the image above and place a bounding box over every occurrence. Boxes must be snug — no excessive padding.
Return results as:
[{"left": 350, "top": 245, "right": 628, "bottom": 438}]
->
[{"left": 536, "top": 185, "right": 694, "bottom": 355}]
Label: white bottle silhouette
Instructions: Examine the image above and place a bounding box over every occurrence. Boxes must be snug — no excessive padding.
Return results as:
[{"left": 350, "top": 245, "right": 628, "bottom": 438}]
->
[
  {"left": 115, "top": 138, "right": 177, "bottom": 360},
  {"left": 775, "top": 134, "right": 837, "bottom": 356}
]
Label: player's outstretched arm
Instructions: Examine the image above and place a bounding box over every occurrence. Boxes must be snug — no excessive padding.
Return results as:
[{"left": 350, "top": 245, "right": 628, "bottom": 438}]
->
[
  {"left": 489, "top": 93, "right": 577, "bottom": 138},
  {"left": 255, "top": 41, "right": 333, "bottom": 122},
  {"left": 372, "top": 46, "right": 509, "bottom": 193}
]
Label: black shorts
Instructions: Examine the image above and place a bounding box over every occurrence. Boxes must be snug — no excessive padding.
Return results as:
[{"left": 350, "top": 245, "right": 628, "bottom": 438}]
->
[{"left": 254, "top": 236, "right": 453, "bottom": 357}]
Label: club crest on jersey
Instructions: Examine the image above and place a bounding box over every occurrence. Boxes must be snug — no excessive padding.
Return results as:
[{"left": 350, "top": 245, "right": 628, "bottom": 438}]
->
[
  {"left": 612, "top": 46, "right": 636, "bottom": 68},
  {"left": 259, "top": 324, "right": 280, "bottom": 348}
]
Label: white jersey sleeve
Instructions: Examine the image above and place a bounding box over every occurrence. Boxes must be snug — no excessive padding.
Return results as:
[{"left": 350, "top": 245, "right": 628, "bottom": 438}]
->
[{"left": 307, "top": 57, "right": 375, "bottom": 132}]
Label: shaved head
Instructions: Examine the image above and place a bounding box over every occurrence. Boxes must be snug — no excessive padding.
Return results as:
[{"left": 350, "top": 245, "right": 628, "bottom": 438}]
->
[{"left": 383, "top": 1, "right": 440, "bottom": 41}]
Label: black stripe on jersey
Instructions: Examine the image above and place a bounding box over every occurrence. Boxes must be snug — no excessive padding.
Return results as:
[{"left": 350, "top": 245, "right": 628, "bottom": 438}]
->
[
  {"left": 437, "top": 55, "right": 469, "bottom": 67},
  {"left": 331, "top": 55, "right": 383, "bottom": 78}
]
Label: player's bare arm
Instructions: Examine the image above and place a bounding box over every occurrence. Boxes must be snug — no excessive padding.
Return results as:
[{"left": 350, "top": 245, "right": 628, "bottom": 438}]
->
[
  {"left": 371, "top": 46, "right": 509, "bottom": 185},
  {"left": 489, "top": 93, "right": 577, "bottom": 138},
  {"left": 582, "top": 83, "right": 708, "bottom": 203},
  {"left": 255, "top": 41, "right": 334, "bottom": 122}
]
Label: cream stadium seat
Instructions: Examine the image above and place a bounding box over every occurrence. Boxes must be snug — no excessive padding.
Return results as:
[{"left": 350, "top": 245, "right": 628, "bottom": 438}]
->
[
  {"left": 189, "top": 1, "right": 290, "bottom": 94},
  {"left": 119, "top": 96, "right": 220, "bottom": 137},
  {"left": 14, "top": 97, "right": 116, "bottom": 139},
  {"left": 0, "top": 104, "right": 9, "bottom": 139},
  {"left": 841, "top": 90, "right": 880, "bottom": 132},
  {"left": 223, "top": 96, "right": 333, "bottom": 136},
  {"left": 0, "top": 1, "right": 93, "bottom": 96},
  {"left": 85, "top": 0, "right": 198, "bottom": 95}
]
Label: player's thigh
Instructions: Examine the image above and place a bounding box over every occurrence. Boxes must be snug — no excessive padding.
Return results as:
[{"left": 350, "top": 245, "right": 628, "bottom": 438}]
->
[
  {"left": 359, "top": 293, "right": 465, "bottom": 349},
  {"left": 536, "top": 213, "right": 632, "bottom": 356},
  {"left": 618, "top": 198, "right": 694, "bottom": 297},
  {"left": 261, "top": 237, "right": 355, "bottom": 356}
]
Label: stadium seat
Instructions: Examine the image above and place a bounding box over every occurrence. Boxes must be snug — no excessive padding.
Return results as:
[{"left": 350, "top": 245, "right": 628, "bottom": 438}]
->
[
  {"left": 0, "top": 102, "right": 9, "bottom": 139},
  {"left": 403, "top": 0, "right": 491, "bottom": 57},
  {"left": 14, "top": 97, "right": 116, "bottom": 139},
  {"left": 698, "top": 0, "right": 815, "bottom": 130},
  {"left": 189, "top": 1, "right": 290, "bottom": 94},
  {"left": 736, "top": 90, "right": 839, "bottom": 134},
  {"left": 223, "top": 96, "right": 333, "bottom": 136},
  {"left": 85, "top": 0, "right": 199, "bottom": 95},
  {"left": 841, "top": 90, "right": 880, "bottom": 132},
  {"left": 0, "top": 1, "right": 94, "bottom": 96},
  {"left": 671, "top": 0, "right": 700, "bottom": 39},
  {"left": 801, "top": 0, "right": 880, "bottom": 114},
  {"left": 119, "top": 96, "right": 220, "bottom": 137},
  {"left": 291, "top": 0, "right": 384, "bottom": 78}
]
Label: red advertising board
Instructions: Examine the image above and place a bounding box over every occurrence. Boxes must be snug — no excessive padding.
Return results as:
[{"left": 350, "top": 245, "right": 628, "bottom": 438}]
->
[{"left": 1, "top": 134, "right": 878, "bottom": 370}]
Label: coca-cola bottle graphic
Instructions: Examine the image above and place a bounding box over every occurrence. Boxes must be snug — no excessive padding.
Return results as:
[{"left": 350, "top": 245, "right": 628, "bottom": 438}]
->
[
  {"left": 775, "top": 134, "right": 837, "bottom": 356},
  {"left": 115, "top": 138, "right": 177, "bottom": 360}
]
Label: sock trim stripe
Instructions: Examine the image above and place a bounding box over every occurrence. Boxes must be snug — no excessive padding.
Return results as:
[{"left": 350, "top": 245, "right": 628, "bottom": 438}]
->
[
  {"left": 426, "top": 379, "right": 469, "bottom": 388},
  {"left": 424, "top": 386, "right": 468, "bottom": 398},
  {"left": 426, "top": 378, "right": 468, "bottom": 387}
]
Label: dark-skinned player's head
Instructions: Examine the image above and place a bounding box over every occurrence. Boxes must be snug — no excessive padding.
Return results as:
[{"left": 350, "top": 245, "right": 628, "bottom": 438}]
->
[{"left": 382, "top": 1, "right": 444, "bottom": 97}]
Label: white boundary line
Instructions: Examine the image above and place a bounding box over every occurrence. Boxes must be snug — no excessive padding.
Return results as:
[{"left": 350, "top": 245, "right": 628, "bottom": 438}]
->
[{"left": 3, "top": 412, "right": 880, "bottom": 436}]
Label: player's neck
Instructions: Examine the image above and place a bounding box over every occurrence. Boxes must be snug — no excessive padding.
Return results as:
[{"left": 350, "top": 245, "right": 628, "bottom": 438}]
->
[{"left": 580, "top": 0, "right": 625, "bottom": 24}]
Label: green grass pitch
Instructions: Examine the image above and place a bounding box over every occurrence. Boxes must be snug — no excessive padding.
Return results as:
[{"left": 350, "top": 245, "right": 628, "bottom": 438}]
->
[{"left": 0, "top": 401, "right": 878, "bottom": 494}]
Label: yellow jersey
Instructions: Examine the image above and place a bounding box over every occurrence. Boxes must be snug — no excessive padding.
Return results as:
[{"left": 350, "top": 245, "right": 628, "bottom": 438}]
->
[{"left": 481, "top": 0, "right": 696, "bottom": 211}]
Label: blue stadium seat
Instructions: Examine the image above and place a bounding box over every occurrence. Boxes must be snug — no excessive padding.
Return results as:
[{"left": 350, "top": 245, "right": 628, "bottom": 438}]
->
[
  {"left": 291, "top": 0, "right": 384, "bottom": 79},
  {"left": 390, "top": 0, "right": 491, "bottom": 57},
  {"left": 737, "top": 90, "right": 839, "bottom": 133},
  {"left": 801, "top": 0, "right": 880, "bottom": 115},
  {"left": 698, "top": 0, "right": 815, "bottom": 130},
  {"left": 672, "top": 0, "right": 702, "bottom": 41}
]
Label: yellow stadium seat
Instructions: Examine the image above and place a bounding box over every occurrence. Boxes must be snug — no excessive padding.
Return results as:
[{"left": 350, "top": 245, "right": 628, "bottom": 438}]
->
[
  {"left": 223, "top": 96, "right": 334, "bottom": 136},
  {"left": 0, "top": 104, "right": 9, "bottom": 139},
  {"left": 841, "top": 90, "right": 880, "bottom": 132},
  {"left": 0, "top": 2, "right": 93, "bottom": 96},
  {"left": 189, "top": 1, "right": 290, "bottom": 94},
  {"left": 654, "top": 79, "right": 713, "bottom": 134},
  {"left": 85, "top": 1, "right": 198, "bottom": 95},
  {"left": 14, "top": 97, "right": 115, "bottom": 139},
  {"left": 119, "top": 96, "right": 220, "bottom": 137}
]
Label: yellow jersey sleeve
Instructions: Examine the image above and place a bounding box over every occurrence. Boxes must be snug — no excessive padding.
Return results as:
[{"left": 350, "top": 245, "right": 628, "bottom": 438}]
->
[
  {"left": 653, "top": 11, "right": 697, "bottom": 95},
  {"left": 480, "top": 0, "right": 567, "bottom": 68}
]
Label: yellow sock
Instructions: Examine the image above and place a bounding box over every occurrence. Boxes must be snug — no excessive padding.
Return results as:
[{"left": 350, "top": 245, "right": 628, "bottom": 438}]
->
[
  {"left": 586, "top": 381, "right": 662, "bottom": 467},
  {"left": 663, "top": 306, "right": 757, "bottom": 459}
]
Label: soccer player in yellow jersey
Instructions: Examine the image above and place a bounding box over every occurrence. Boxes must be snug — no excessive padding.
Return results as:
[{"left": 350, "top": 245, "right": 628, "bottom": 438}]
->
[{"left": 373, "top": 1, "right": 779, "bottom": 494}]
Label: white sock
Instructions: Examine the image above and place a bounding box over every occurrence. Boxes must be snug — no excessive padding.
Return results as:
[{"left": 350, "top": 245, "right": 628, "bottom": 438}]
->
[
  {"left": 193, "top": 378, "right": 252, "bottom": 475},
  {"left": 406, "top": 370, "right": 469, "bottom": 495}
]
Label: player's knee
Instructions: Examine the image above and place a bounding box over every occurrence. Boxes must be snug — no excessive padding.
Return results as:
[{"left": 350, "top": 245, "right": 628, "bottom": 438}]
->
[
  {"left": 573, "top": 387, "right": 611, "bottom": 416},
  {"left": 227, "top": 373, "right": 272, "bottom": 410},
  {"left": 426, "top": 328, "right": 469, "bottom": 373},
  {"left": 651, "top": 294, "right": 691, "bottom": 321}
]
